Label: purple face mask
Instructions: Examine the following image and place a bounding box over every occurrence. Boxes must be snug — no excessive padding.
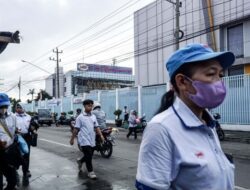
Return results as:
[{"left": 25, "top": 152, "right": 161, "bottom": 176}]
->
[{"left": 186, "top": 78, "right": 226, "bottom": 109}]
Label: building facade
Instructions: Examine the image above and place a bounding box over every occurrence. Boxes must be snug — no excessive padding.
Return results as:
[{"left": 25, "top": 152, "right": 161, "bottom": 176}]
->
[
  {"left": 134, "top": 0, "right": 250, "bottom": 86},
  {"left": 46, "top": 64, "right": 134, "bottom": 97},
  {"left": 45, "top": 67, "right": 64, "bottom": 98}
]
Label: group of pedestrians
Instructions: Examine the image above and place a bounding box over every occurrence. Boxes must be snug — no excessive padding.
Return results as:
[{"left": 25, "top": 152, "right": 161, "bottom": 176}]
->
[
  {"left": 1, "top": 43, "right": 237, "bottom": 190},
  {"left": 0, "top": 94, "right": 38, "bottom": 190}
]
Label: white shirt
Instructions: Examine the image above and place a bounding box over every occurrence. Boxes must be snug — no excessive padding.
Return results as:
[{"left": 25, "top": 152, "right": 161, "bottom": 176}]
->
[
  {"left": 136, "top": 97, "right": 234, "bottom": 190},
  {"left": 15, "top": 113, "right": 31, "bottom": 134},
  {"left": 0, "top": 112, "right": 17, "bottom": 148},
  {"left": 75, "top": 112, "right": 99, "bottom": 147}
]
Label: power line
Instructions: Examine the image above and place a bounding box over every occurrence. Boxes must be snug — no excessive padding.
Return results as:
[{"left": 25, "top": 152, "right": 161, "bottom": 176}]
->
[{"left": 4, "top": 0, "right": 247, "bottom": 92}]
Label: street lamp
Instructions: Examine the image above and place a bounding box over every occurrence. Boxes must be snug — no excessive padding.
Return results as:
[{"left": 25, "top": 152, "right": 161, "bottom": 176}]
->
[{"left": 21, "top": 60, "right": 52, "bottom": 74}]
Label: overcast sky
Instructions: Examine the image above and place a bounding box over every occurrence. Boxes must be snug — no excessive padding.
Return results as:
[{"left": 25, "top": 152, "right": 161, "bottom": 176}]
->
[{"left": 0, "top": 0, "right": 155, "bottom": 101}]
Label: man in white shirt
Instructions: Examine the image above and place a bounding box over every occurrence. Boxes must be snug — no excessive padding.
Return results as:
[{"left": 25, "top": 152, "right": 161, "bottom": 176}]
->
[
  {"left": 15, "top": 103, "right": 31, "bottom": 186},
  {"left": 70, "top": 99, "right": 104, "bottom": 179}
]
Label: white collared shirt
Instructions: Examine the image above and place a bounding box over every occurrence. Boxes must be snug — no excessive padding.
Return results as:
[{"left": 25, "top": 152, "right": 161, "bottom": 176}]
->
[
  {"left": 75, "top": 112, "right": 99, "bottom": 147},
  {"left": 0, "top": 112, "right": 17, "bottom": 148},
  {"left": 15, "top": 113, "right": 31, "bottom": 134},
  {"left": 136, "top": 97, "right": 234, "bottom": 190}
]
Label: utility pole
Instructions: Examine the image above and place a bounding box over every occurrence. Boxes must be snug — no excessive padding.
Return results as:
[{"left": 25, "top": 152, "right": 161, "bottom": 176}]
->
[
  {"left": 165, "top": 0, "right": 182, "bottom": 50},
  {"left": 18, "top": 76, "right": 21, "bottom": 101},
  {"left": 112, "top": 58, "right": 117, "bottom": 66},
  {"left": 50, "top": 47, "right": 63, "bottom": 98}
]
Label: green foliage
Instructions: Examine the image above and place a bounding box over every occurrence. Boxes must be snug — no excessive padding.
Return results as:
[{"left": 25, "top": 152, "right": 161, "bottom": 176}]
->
[
  {"left": 113, "top": 109, "right": 122, "bottom": 119},
  {"left": 9, "top": 97, "right": 21, "bottom": 113},
  {"left": 68, "top": 111, "right": 73, "bottom": 115},
  {"left": 35, "top": 89, "right": 52, "bottom": 101}
]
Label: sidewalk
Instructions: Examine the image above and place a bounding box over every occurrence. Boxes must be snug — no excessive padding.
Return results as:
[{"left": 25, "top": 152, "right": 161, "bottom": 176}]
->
[{"left": 4, "top": 148, "right": 90, "bottom": 190}]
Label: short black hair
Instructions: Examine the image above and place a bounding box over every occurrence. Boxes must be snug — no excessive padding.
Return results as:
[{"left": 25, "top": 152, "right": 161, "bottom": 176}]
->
[{"left": 83, "top": 99, "right": 94, "bottom": 106}]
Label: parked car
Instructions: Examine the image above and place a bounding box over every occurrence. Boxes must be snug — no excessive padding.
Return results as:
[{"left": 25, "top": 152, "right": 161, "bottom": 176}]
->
[{"left": 37, "top": 108, "right": 53, "bottom": 126}]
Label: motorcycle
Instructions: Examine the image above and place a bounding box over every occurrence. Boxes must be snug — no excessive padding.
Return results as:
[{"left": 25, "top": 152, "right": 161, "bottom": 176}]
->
[
  {"left": 213, "top": 113, "right": 225, "bottom": 141},
  {"left": 56, "top": 115, "right": 75, "bottom": 128},
  {"left": 136, "top": 114, "right": 147, "bottom": 133},
  {"left": 78, "top": 127, "right": 113, "bottom": 158}
]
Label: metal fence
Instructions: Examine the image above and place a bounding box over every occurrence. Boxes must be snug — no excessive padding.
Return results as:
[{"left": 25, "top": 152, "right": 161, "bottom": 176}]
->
[{"left": 22, "top": 74, "right": 250, "bottom": 125}]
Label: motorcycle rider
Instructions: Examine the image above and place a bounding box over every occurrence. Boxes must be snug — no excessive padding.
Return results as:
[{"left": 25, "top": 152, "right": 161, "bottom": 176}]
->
[
  {"left": 70, "top": 99, "right": 104, "bottom": 179},
  {"left": 75, "top": 108, "right": 82, "bottom": 119},
  {"left": 69, "top": 109, "right": 82, "bottom": 133},
  {"left": 0, "top": 93, "right": 18, "bottom": 190},
  {"left": 15, "top": 103, "right": 32, "bottom": 186},
  {"left": 123, "top": 106, "right": 129, "bottom": 123},
  {"left": 92, "top": 102, "right": 106, "bottom": 129},
  {"left": 127, "top": 110, "right": 138, "bottom": 139}
]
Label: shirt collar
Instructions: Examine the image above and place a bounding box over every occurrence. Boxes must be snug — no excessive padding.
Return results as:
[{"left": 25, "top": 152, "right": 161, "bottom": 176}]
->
[
  {"left": 172, "top": 97, "right": 215, "bottom": 129},
  {"left": 83, "top": 111, "right": 92, "bottom": 116}
]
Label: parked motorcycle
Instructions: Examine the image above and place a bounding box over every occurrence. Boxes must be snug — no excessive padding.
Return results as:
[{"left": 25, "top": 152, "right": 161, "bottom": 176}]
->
[
  {"left": 213, "top": 113, "right": 225, "bottom": 141},
  {"left": 78, "top": 127, "right": 113, "bottom": 158}
]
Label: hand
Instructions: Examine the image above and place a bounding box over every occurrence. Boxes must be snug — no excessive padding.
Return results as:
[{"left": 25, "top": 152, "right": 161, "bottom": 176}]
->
[{"left": 70, "top": 138, "right": 74, "bottom": 145}]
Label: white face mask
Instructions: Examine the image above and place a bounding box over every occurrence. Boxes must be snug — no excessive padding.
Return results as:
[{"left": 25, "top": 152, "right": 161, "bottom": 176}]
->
[{"left": 0, "top": 108, "right": 7, "bottom": 115}]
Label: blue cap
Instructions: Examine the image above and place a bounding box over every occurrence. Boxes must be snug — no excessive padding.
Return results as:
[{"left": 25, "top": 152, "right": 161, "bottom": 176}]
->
[
  {"left": 0, "top": 93, "right": 10, "bottom": 107},
  {"left": 166, "top": 43, "right": 235, "bottom": 79}
]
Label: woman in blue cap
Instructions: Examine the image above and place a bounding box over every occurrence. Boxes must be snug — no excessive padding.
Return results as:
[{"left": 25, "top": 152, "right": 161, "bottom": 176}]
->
[
  {"left": 0, "top": 93, "right": 19, "bottom": 190},
  {"left": 136, "top": 44, "right": 235, "bottom": 190}
]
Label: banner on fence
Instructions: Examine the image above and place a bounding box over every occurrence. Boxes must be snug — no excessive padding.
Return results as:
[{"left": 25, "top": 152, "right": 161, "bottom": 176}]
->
[
  {"left": 48, "top": 99, "right": 61, "bottom": 106},
  {"left": 73, "top": 97, "right": 83, "bottom": 104}
]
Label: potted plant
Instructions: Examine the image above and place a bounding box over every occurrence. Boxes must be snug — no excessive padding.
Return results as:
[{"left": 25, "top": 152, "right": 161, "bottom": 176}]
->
[
  {"left": 68, "top": 110, "right": 74, "bottom": 115},
  {"left": 114, "top": 109, "right": 122, "bottom": 127}
]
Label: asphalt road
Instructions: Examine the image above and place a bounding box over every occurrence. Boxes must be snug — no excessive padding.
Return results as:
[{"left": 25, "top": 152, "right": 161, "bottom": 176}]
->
[{"left": 29, "top": 126, "right": 250, "bottom": 190}]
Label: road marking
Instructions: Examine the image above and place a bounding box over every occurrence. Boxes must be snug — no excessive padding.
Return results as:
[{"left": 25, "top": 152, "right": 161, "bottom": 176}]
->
[
  {"left": 39, "top": 138, "right": 73, "bottom": 148},
  {"left": 235, "top": 186, "right": 250, "bottom": 190}
]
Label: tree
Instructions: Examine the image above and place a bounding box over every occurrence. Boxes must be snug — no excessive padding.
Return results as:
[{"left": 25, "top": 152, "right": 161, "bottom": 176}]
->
[
  {"left": 27, "top": 99, "right": 32, "bottom": 103},
  {"left": 35, "top": 90, "right": 52, "bottom": 101},
  {"left": 9, "top": 97, "right": 21, "bottom": 113},
  {"left": 27, "top": 89, "right": 35, "bottom": 100}
]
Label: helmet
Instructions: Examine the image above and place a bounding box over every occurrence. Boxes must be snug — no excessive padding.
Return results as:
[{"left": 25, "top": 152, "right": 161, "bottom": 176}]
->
[
  {"left": 0, "top": 93, "right": 10, "bottom": 107},
  {"left": 93, "top": 102, "right": 101, "bottom": 110}
]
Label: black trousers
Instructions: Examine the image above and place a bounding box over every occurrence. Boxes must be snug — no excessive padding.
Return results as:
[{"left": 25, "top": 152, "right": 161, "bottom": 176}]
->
[
  {"left": 127, "top": 127, "right": 137, "bottom": 139},
  {"left": 21, "top": 134, "right": 31, "bottom": 176},
  {"left": 0, "top": 152, "right": 17, "bottom": 190},
  {"left": 79, "top": 146, "right": 94, "bottom": 172}
]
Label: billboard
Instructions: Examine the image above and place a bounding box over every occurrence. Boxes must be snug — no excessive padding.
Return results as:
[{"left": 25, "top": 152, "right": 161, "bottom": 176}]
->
[{"left": 77, "top": 63, "right": 132, "bottom": 74}]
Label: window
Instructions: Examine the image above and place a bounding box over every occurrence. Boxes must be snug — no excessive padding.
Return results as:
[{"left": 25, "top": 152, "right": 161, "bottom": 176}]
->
[
  {"left": 64, "top": 87, "right": 66, "bottom": 92},
  {"left": 228, "top": 65, "right": 244, "bottom": 76},
  {"left": 64, "top": 78, "right": 67, "bottom": 83},
  {"left": 227, "top": 24, "right": 244, "bottom": 58},
  {"left": 228, "top": 65, "right": 244, "bottom": 87}
]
